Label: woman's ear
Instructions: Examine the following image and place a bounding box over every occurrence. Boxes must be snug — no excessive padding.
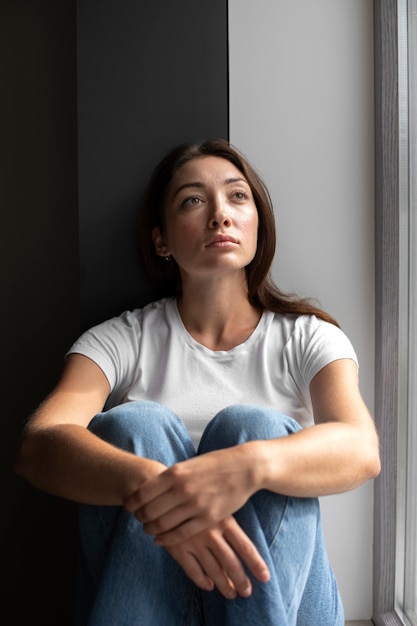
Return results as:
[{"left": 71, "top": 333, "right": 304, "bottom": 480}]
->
[{"left": 152, "top": 227, "right": 170, "bottom": 258}]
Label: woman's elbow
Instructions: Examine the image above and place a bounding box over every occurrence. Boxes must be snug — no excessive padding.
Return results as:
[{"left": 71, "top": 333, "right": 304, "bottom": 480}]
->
[
  {"left": 13, "top": 434, "right": 36, "bottom": 483},
  {"left": 361, "top": 432, "right": 381, "bottom": 482},
  {"left": 368, "top": 449, "right": 381, "bottom": 480}
]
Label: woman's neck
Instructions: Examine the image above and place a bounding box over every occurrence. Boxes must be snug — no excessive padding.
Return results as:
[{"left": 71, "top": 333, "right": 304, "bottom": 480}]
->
[{"left": 177, "top": 276, "right": 262, "bottom": 351}]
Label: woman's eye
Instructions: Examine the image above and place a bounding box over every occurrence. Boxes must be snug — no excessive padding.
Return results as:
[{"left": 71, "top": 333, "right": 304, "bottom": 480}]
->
[
  {"left": 182, "top": 196, "right": 202, "bottom": 208},
  {"left": 232, "top": 191, "right": 248, "bottom": 201}
]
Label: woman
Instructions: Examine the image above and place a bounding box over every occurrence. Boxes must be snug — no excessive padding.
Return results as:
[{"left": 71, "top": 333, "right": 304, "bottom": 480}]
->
[{"left": 14, "top": 139, "right": 380, "bottom": 625}]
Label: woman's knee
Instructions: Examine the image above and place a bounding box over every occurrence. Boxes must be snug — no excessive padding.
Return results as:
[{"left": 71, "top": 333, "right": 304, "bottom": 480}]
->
[
  {"left": 199, "top": 404, "right": 302, "bottom": 452},
  {"left": 88, "top": 401, "right": 194, "bottom": 462},
  {"left": 89, "top": 400, "right": 171, "bottom": 438}
]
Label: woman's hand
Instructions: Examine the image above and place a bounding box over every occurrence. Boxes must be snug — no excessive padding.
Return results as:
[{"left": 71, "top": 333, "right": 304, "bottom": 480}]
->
[
  {"left": 165, "top": 515, "right": 270, "bottom": 599},
  {"left": 123, "top": 448, "right": 270, "bottom": 597},
  {"left": 124, "top": 445, "right": 257, "bottom": 545}
]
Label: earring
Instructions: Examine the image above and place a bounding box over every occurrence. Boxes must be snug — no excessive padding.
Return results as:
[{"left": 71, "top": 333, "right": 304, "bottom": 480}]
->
[{"left": 165, "top": 255, "right": 171, "bottom": 261}]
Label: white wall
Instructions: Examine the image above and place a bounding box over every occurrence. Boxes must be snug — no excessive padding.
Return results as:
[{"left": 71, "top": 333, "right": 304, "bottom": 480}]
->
[{"left": 229, "top": 1, "right": 375, "bottom": 620}]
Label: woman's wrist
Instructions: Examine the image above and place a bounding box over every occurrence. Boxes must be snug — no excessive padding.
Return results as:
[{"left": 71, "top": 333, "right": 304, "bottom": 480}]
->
[{"left": 240, "top": 440, "right": 277, "bottom": 495}]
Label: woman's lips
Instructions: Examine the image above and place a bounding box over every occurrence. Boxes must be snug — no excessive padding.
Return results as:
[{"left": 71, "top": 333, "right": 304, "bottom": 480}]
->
[{"left": 206, "top": 235, "right": 238, "bottom": 248}]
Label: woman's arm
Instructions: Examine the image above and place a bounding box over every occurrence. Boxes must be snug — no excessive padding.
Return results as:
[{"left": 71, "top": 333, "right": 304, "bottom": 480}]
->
[
  {"left": 14, "top": 353, "right": 269, "bottom": 598},
  {"left": 14, "top": 353, "right": 167, "bottom": 504},
  {"left": 256, "top": 357, "right": 381, "bottom": 496},
  {"left": 128, "top": 358, "right": 381, "bottom": 545}
]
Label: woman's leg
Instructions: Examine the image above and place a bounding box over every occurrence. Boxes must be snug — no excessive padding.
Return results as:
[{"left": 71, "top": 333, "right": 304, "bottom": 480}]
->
[
  {"left": 75, "top": 401, "right": 201, "bottom": 626},
  {"left": 198, "top": 405, "right": 344, "bottom": 626}
]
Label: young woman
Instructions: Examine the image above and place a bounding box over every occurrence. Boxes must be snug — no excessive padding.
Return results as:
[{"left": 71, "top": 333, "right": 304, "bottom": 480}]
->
[{"left": 14, "top": 138, "right": 380, "bottom": 625}]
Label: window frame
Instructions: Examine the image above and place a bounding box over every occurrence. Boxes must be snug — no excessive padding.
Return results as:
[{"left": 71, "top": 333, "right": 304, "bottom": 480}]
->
[{"left": 373, "top": 1, "right": 416, "bottom": 624}]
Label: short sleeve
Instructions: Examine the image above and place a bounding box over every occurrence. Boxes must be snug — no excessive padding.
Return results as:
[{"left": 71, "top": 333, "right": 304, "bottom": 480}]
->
[
  {"left": 291, "top": 316, "right": 359, "bottom": 387},
  {"left": 66, "top": 310, "right": 142, "bottom": 393}
]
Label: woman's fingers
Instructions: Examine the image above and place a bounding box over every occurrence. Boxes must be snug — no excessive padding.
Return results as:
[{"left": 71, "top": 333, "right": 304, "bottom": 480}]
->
[
  {"left": 167, "top": 532, "right": 247, "bottom": 600},
  {"left": 150, "top": 512, "right": 211, "bottom": 545},
  {"left": 167, "top": 547, "right": 215, "bottom": 593},
  {"left": 166, "top": 517, "right": 270, "bottom": 600},
  {"left": 223, "top": 518, "right": 270, "bottom": 583},
  {"left": 125, "top": 451, "right": 253, "bottom": 533},
  {"left": 129, "top": 486, "right": 219, "bottom": 543},
  {"left": 205, "top": 531, "right": 252, "bottom": 598}
]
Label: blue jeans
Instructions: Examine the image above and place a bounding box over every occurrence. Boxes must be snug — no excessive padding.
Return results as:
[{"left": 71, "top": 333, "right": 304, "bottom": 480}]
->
[{"left": 75, "top": 401, "right": 344, "bottom": 626}]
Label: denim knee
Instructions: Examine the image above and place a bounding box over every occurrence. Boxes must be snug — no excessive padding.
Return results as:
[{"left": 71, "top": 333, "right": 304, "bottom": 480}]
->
[
  {"left": 198, "top": 404, "right": 302, "bottom": 453},
  {"left": 88, "top": 401, "right": 195, "bottom": 463},
  {"left": 89, "top": 400, "right": 172, "bottom": 442}
]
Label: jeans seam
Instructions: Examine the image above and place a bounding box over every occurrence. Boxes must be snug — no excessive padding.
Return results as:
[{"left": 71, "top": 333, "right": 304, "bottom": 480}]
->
[{"left": 265, "top": 495, "right": 290, "bottom": 551}]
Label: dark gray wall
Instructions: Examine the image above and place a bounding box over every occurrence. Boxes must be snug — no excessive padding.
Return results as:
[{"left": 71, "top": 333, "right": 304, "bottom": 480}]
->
[
  {"left": 1, "top": 0, "right": 228, "bottom": 623},
  {"left": 1, "top": 2, "right": 80, "bottom": 624},
  {"left": 77, "top": 0, "right": 229, "bottom": 330}
]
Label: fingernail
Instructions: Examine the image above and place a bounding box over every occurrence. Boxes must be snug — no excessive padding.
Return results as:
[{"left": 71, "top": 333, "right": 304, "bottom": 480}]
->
[{"left": 259, "top": 568, "right": 270, "bottom": 582}]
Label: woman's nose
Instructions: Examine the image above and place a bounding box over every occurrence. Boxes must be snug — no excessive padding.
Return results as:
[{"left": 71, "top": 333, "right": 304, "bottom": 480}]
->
[
  {"left": 208, "top": 198, "right": 231, "bottom": 228},
  {"left": 208, "top": 214, "right": 231, "bottom": 228}
]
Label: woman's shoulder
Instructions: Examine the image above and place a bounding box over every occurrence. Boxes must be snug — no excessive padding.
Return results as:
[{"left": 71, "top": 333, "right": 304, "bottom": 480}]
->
[
  {"left": 69, "top": 298, "right": 174, "bottom": 349},
  {"left": 268, "top": 310, "right": 342, "bottom": 333},
  {"left": 267, "top": 311, "right": 358, "bottom": 383},
  {"left": 95, "top": 297, "right": 174, "bottom": 328},
  {"left": 267, "top": 311, "right": 355, "bottom": 353}
]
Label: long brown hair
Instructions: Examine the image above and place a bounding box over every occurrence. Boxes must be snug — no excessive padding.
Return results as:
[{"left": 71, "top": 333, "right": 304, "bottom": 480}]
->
[{"left": 138, "top": 138, "right": 339, "bottom": 327}]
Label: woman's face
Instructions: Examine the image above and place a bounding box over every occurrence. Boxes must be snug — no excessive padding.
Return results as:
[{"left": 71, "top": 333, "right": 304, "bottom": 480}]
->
[{"left": 153, "top": 156, "right": 259, "bottom": 283}]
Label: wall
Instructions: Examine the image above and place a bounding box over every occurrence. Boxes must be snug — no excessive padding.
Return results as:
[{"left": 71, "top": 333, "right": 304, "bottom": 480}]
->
[
  {"left": 1, "top": 2, "right": 80, "bottom": 624},
  {"left": 228, "top": 0, "right": 375, "bottom": 620},
  {"left": 76, "top": 0, "right": 228, "bottom": 331},
  {"left": 2, "top": 1, "right": 228, "bottom": 623}
]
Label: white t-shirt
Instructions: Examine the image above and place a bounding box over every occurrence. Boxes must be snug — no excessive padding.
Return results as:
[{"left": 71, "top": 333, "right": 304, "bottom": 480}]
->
[{"left": 67, "top": 297, "right": 358, "bottom": 448}]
